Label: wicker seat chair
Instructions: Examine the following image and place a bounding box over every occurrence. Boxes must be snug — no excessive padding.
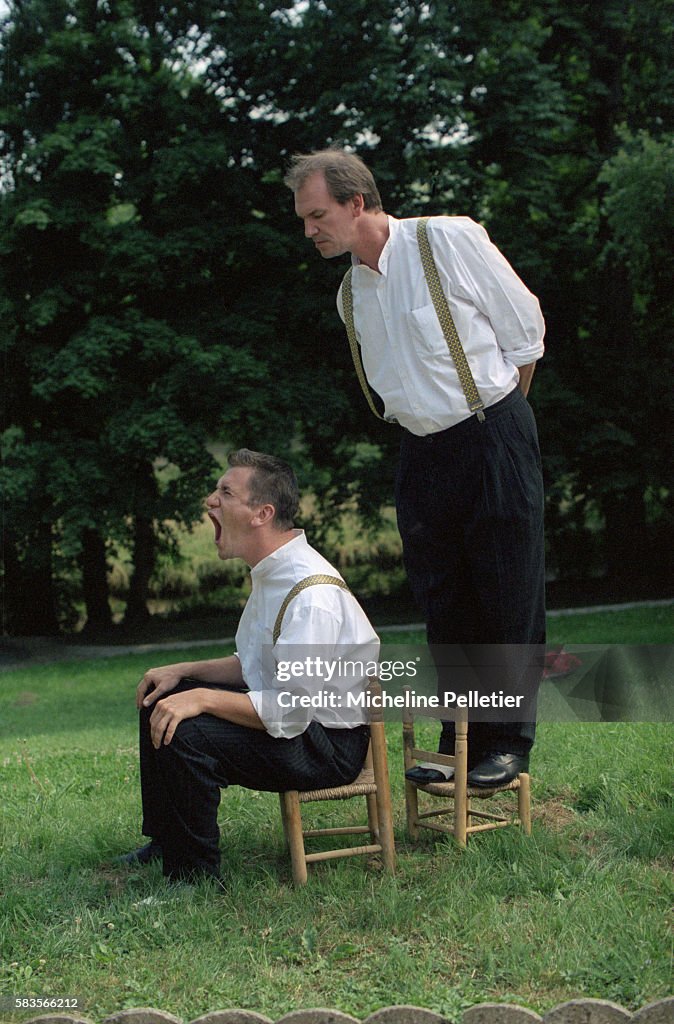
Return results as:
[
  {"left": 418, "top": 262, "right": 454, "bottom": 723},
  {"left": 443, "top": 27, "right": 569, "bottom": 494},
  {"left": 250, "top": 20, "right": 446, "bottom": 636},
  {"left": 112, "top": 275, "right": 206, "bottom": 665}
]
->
[
  {"left": 402, "top": 690, "right": 531, "bottom": 847},
  {"left": 279, "top": 678, "right": 396, "bottom": 885}
]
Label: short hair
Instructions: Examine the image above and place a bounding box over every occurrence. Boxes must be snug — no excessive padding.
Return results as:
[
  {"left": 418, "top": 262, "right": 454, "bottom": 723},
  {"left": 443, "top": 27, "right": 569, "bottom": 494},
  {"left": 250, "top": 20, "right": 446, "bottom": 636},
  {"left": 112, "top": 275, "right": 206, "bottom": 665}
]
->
[
  {"left": 227, "top": 448, "right": 299, "bottom": 530},
  {"left": 284, "top": 148, "right": 383, "bottom": 211}
]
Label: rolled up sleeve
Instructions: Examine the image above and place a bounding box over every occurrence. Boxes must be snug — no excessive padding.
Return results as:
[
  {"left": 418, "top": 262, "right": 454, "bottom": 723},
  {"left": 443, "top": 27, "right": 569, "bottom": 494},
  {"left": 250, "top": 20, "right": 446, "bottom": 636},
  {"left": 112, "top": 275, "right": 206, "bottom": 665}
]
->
[{"left": 435, "top": 219, "right": 545, "bottom": 366}]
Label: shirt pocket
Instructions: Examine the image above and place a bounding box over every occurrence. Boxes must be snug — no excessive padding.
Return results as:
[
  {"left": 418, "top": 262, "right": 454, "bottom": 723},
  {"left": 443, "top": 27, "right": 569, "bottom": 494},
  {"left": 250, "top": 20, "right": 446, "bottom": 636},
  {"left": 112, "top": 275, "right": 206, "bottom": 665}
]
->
[{"left": 406, "top": 303, "right": 451, "bottom": 360}]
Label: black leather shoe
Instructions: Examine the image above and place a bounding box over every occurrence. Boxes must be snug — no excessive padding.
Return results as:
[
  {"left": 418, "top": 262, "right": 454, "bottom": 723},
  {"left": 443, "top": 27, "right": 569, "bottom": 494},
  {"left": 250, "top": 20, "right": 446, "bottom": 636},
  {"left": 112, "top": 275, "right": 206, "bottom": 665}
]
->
[
  {"left": 467, "top": 752, "right": 528, "bottom": 788},
  {"left": 405, "top": 765, "right": 455, "bottom": 784},
  {"left": 116, "top": 841, "right": 162, "bottom": 866}
]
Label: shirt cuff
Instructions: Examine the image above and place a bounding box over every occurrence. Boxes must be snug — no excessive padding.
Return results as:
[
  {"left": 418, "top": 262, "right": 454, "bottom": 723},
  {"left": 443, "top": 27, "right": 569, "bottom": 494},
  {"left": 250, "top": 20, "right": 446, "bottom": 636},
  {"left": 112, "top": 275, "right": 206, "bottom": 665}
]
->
[{"left": 505, "top": 342, "right": 545, "bottom": 367}]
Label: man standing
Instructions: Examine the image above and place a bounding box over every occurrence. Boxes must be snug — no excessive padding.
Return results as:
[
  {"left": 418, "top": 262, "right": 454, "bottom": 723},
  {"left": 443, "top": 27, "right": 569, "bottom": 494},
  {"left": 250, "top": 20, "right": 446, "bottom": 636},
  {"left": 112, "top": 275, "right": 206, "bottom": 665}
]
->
[
  {"left": 285, "top": 148, "right": 545, "bottom": 787},
  {"left": 120, "top": 448, "right": 378, "bottom": 882}
]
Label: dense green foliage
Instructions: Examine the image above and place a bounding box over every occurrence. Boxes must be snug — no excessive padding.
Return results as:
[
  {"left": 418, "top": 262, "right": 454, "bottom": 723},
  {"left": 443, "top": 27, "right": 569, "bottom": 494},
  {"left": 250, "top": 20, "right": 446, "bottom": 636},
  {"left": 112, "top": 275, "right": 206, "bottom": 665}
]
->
[
  {"left": 0, "top": 1, "right": 294, "bottom": 633},
  {"left": 2, "top": 0, "right": 672, "bottom": 633}
]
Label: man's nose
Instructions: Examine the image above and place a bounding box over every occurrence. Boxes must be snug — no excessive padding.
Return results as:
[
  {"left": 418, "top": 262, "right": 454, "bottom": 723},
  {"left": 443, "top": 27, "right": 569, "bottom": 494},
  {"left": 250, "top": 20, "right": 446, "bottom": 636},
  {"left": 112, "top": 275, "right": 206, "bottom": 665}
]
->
[
  {"left": 204, "top": 491, "right": 218, "bottom": 508},
  {"left": 304, "top": 220, "right": 318, "bottom": 238}
]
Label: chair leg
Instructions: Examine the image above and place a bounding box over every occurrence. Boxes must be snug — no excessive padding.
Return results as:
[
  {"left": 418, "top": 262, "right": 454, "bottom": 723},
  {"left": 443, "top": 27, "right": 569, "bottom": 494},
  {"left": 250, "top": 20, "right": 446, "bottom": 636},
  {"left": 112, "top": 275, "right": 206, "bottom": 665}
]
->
[
  {"left": 518, "top": 772, "right": 532, "bottom": 835},
  {"left": 453, "top": 790, "right": 468, "bottom": 847},
  {"left": 280, "top": 791, "right": 308, "bottom": 885},
  {"left": 370, "top": 735, "right": 396, "bottom": 874},
  {"left": 363, "top": 746, "right": 380, "bottom": 842},
  {"left": 366, "top": 792, "right": 380, "bottom": 842},
  {"left": 453, "top": 713, "right": 468, "bottom": 848},
  {"left": 376, "top": 795, "right": 396, "bottom": 873}
]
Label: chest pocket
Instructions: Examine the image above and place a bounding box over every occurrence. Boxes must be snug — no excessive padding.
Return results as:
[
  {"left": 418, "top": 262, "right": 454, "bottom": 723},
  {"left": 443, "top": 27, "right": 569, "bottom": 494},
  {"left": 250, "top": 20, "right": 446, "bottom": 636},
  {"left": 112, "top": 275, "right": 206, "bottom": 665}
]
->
[{"left": 406, "top": 303, "right": 452, "bottom": 359}]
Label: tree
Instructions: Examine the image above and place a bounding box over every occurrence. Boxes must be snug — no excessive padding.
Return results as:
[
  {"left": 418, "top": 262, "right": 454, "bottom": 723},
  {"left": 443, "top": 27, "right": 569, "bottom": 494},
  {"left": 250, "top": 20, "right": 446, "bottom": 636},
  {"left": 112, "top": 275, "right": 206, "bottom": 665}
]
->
[
  {"left": 591, "top": 129, "right": 674, "bottom": 585},
  {"left": 528, "top": 1, "right": 674, "bottom": 590},
  {"left": 3, "top": 0, "right": 671, "bottom": 634},
  {"left": 0, "top": 0, "right": 278, "bottom": 631}
]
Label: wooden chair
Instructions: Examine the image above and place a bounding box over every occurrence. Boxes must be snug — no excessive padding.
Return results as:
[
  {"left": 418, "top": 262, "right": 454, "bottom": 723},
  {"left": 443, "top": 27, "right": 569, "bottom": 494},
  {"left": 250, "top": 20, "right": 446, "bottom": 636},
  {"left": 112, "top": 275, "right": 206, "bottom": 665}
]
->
[
  {"left": 279, "top": 679, "right": 396, "bottom": 885},
  {"left": 402, "top": 690, "right": 531, "bottom": 847}
]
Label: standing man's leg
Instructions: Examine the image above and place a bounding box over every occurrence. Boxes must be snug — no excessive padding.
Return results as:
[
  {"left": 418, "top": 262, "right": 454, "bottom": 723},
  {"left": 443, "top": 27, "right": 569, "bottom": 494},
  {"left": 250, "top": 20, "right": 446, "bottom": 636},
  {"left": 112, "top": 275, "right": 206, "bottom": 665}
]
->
[
  {"left": 462, "top": 389, "right": 545, "bottom": 779},
  {"left": 397, "top": 390, "right": 545, "bottom": 782},
  {"left": 396, "top": 415, "right": 486, "bottom": 775}
]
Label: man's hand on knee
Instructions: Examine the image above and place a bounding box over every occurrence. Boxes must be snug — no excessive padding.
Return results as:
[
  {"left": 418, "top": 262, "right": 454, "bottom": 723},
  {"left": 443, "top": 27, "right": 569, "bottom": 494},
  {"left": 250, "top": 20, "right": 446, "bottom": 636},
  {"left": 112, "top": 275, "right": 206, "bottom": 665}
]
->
[
  {"left": 136, "top": 665, "right": 187, "bottom": 709},
  {"left": 149, "top": 689, "right": 208, "bottom": 748}
]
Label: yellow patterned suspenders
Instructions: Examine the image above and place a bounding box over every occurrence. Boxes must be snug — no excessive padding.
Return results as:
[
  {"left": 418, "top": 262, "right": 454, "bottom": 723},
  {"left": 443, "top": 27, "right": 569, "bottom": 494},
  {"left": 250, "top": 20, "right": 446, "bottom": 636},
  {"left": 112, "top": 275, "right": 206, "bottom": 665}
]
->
[
  {"left": 341, "top": 267, "right": 386, "bottom": 421},
  {"left": 341, "top": 216, "right": 486, "bottom": 423},
  {"left": 416, "top": 218, "right": 486, "bottom": 421},
  {"left": 272, "top": 574, "right": 351, "bottom": 645}
]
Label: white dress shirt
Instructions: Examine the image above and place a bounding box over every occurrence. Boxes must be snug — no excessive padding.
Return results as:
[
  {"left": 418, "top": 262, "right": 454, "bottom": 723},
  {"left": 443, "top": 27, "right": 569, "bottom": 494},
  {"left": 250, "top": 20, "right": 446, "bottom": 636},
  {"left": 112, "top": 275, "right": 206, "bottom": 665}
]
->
[
  {"left": 238, "top": 530, "right": 379, "bottom": 739},
  {"left": 337, "top": 215, "right": 545, "bottom": 436}
]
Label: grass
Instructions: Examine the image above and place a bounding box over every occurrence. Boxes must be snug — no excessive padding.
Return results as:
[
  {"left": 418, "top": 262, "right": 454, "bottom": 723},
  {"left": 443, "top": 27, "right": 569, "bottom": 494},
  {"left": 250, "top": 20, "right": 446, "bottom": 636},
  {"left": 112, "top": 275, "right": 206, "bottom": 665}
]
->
[
  {"left": 546, "top": 603, "right": 673, "bottom": 644},
  {"left": 0, "top": 607, "right": 672, "bottom": 1023}
]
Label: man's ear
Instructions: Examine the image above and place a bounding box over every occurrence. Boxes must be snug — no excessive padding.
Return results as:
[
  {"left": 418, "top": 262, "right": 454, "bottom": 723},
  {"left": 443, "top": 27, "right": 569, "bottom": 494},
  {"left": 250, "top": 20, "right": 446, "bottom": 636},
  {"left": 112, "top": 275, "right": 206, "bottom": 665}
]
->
[
  {"left": 251, "top": 503, "right": 276, "bottom": 527},
  {"left": 351, "top": 192, "right": 365, "bottom": 216}
]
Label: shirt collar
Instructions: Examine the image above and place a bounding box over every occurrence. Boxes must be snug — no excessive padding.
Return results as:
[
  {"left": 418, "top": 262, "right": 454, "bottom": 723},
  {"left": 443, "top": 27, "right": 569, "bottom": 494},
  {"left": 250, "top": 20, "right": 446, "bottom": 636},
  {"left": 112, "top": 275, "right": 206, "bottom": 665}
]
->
[{"left": 250, "top": 529, "right": 306, "bottom": 581}]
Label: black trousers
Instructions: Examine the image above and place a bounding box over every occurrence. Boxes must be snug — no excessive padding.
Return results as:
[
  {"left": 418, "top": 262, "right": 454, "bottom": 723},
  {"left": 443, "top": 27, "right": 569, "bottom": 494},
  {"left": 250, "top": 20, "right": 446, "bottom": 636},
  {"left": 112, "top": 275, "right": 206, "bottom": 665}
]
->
[
  {"left": 395, "top": 387, "right": 546, "bottom": 763},
  {"left": 139, "top": 678, "right": 370, "bottom": 879}
]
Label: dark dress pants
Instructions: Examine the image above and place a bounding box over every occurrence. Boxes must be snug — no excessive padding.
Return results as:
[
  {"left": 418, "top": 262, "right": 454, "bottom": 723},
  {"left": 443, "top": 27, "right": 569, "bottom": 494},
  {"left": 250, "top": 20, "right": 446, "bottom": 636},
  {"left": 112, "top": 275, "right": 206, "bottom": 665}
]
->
[
  {"left": 139, "top": 678, "right": 370, "bottom": 880},
  {"left": 395, "top": 387, "right": 546, "bottom": 764}
]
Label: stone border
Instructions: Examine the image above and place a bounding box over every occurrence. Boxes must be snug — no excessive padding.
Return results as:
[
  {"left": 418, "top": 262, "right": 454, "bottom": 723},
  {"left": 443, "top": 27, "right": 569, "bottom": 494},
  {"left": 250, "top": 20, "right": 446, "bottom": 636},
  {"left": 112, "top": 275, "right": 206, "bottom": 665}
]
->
[{"left": 19, "top": 997, "right": 674, "bottom": 1024}]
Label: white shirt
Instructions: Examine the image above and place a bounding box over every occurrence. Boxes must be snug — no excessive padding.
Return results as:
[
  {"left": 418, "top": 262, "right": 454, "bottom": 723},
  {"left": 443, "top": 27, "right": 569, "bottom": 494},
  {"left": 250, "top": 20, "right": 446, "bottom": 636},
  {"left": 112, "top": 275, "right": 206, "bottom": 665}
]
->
[
  {"left": 337, "top": 215, "right": 545, "bottom": 436},
  {"left": 238, "top": 530, "right": 379, "bottom": 739}
]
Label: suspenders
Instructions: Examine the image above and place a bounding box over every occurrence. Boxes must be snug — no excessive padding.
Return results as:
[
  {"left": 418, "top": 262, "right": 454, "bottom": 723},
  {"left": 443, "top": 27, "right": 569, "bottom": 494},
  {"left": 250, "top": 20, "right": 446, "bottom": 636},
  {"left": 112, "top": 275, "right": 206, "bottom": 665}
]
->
[{"left": 272, "top": 574, "right": 350, "bottom": 645}]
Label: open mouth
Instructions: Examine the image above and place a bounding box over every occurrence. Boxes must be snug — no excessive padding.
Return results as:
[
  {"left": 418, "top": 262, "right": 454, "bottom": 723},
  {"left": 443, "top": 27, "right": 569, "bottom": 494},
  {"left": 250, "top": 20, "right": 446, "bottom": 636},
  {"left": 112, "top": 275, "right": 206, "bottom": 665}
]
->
[{"left": 208, "top": 512, "right": 222, "bottom": 542}]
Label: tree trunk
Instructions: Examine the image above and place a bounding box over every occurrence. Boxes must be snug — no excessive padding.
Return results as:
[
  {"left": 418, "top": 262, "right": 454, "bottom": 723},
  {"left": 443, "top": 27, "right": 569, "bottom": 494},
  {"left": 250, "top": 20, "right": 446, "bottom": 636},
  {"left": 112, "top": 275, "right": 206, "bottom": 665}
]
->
[
  {"left": 2, "top": 526, "right": 60, "bottom": 636},
  {"left": 79, "top": 528, "right": 113, "bottom": 635},
  {"left": 123, "top": 465, "right": 158, "bottom": 628}
]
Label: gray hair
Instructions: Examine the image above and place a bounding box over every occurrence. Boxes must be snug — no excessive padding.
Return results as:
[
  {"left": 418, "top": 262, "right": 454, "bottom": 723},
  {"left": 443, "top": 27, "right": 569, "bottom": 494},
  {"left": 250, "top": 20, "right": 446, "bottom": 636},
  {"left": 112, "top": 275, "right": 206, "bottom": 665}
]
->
[{"left": 284, "top": 148, "right": 383, "bottom": 211}]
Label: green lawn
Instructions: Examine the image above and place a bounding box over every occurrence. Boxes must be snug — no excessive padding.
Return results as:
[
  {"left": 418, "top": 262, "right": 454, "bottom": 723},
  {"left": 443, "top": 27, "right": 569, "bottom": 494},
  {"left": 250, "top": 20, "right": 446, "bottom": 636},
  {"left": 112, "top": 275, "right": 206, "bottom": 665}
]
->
[{"left": 0, "top": 606, "right": 672, "bottom": 1023}]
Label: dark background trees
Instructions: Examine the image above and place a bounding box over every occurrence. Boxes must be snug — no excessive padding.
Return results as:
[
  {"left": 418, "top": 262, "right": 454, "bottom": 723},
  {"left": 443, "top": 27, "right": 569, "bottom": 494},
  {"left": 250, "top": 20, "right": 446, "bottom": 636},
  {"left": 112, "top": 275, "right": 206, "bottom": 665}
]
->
[
  {"left": 1, "top": 0, "right": 299, "bottom": 633},
  {"left": 2, "top": 0, "right": 672, "bottom": 635}
]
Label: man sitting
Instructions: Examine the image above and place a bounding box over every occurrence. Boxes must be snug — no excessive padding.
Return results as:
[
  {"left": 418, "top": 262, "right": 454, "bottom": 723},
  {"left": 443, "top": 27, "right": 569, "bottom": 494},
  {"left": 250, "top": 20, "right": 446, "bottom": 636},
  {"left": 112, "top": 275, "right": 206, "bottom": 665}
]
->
[{"left": 120, "top": 448, "right": 379, "bottom": 882}]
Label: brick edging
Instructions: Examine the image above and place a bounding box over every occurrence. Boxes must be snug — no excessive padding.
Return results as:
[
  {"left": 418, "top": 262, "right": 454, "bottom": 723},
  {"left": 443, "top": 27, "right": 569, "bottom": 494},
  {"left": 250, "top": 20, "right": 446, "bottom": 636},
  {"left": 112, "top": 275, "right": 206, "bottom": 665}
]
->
[{"left": 19, "top": 996, "right": 674, "bottom": 1024}]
